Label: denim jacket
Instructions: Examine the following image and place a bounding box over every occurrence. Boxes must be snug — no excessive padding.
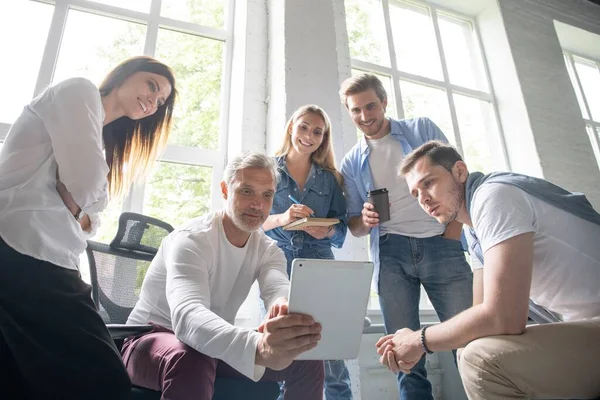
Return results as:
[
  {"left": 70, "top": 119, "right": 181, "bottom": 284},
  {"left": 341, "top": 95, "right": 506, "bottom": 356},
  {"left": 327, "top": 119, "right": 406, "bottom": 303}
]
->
[
  {"left": 265, "top": 156, "right": 348, "bottom": 252},
  {"left": 340, "top": 117, "right": 449, "bottom": 288}
]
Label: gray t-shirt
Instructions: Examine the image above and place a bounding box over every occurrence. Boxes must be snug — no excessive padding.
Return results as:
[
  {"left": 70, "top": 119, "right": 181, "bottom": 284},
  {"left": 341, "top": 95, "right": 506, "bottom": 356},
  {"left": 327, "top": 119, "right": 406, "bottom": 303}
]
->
[{"left": 471, "top": 183, "right": 600, "bottom": 321}]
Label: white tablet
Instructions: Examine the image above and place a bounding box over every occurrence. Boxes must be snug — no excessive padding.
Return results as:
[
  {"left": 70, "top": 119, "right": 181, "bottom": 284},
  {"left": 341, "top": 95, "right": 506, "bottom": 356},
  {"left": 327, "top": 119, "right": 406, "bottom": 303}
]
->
[{"left": 288, "top": 258, "right": 374, "bottom": 360}]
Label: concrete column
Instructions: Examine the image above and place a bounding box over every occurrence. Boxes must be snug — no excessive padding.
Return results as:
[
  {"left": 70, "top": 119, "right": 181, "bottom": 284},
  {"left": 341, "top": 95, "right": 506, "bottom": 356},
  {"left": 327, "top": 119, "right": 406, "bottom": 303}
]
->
[{"left": 227, "top": 0, "right": 269, "bottom": 158}]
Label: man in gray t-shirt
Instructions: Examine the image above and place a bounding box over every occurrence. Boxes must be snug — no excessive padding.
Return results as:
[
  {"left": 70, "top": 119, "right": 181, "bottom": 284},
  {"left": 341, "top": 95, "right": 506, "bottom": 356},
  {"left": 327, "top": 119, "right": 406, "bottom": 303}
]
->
[{"left": 379, "top": 141, "right": 600, "bottom": 400}]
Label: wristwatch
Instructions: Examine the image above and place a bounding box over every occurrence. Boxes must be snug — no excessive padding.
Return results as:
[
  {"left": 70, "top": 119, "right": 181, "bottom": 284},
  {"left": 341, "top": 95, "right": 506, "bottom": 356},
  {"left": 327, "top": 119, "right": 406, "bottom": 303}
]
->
[{"left": 74, "top": 208, "right": 86, "bottom": 221}]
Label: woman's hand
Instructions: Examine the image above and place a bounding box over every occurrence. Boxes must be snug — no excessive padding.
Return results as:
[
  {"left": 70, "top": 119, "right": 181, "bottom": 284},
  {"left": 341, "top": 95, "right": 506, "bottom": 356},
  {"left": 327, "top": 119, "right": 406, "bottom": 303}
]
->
[
  {"left": 303, "top": 226, "right": 334, "bottom": 240},
  {"left": 56, "top": 170, "right": 92, "bottom": 232},
  {"left": 56, "top": 177, "right": 80, "bottom": 217},
  {"left": 281, "top": 203, "right": 314, "bottom": 226}
]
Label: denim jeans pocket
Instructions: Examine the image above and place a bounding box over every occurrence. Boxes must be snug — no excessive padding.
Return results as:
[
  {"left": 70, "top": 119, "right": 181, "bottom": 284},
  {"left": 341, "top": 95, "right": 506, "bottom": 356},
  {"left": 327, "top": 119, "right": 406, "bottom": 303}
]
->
[{"left": 379, "top": 233, "right": 390, "bottom": 245}]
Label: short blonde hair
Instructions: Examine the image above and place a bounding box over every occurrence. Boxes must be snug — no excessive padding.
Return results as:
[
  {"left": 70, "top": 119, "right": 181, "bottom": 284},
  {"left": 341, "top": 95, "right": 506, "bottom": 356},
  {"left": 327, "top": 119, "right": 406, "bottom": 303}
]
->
[{"left": 339, "top": 73, "right": 387, "bottom": 108}]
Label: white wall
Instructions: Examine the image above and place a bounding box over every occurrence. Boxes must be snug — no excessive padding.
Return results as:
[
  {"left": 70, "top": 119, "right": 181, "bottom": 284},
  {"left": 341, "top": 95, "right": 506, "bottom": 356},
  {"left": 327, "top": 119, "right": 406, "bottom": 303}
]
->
[{"left": 490, "top": 0, "right": 600, "bottom": 207}]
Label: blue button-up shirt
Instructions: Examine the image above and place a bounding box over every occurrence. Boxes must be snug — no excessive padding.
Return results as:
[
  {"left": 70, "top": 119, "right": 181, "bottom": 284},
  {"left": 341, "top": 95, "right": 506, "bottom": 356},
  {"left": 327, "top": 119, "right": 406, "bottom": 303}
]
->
[
  {"left": 340, "top": 117, "right": 449, "bottom": 289},
  {"left": 265, "top": 156, "right": 348, "bottom": 251}
]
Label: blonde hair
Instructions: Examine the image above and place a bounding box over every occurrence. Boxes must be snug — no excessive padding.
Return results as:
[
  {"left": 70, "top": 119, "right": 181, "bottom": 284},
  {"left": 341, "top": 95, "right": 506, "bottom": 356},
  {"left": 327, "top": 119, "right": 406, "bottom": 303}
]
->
[
  {"left": 275, "top": 105, "right": 343, "bottom": 187},
  {"left": 99, "top": 56, "right": 177, "bottom": 198}
]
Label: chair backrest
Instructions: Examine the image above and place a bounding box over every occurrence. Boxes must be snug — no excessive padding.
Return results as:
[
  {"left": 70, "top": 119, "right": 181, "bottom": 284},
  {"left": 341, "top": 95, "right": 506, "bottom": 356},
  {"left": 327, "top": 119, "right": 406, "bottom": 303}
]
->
[{"left": 86, "top": 212, "right": 174, "bottom": 324}]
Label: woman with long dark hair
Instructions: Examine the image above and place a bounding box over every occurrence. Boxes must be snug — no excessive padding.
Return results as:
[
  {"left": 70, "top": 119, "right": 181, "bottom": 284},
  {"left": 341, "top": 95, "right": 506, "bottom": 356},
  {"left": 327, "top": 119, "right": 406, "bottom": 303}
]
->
[{"left": 0, "top": 56, "right": 177, "bottom": 399}]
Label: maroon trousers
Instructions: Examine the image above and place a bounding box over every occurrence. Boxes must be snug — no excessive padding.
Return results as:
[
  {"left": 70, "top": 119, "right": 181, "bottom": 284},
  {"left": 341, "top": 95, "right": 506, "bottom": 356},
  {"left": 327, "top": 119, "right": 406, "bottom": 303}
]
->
[{"left": 122, "top": 325, "right": 324, "bottom": 400}]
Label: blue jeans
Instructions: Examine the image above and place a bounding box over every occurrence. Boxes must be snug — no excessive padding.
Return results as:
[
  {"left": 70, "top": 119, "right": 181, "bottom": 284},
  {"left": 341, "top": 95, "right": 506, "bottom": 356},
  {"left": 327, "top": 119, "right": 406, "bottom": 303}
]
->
[
  {"left": 278, "top": 245, "right": 353, "bottom": 400},
  {"left": 378, "top": 234, "right": 472, "bottom": 400}
]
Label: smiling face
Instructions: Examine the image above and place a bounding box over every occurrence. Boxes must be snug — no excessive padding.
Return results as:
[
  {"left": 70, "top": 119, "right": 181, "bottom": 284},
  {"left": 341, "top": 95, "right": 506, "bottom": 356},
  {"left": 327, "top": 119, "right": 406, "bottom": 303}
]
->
[
  {"left": 405, "top": 157, "right": 468, "bottom": 225},
  {"left": 222, "top": 166, "right": 276, "bottom": 232},
  {"left": 116, "top": 71, "right": 172, "bottom": 120},
  {"left": 346, "top": 88, "right": 389, "bottom": 139},
  {"left": 289, "top": 112, "right": 326, "bottom": 157}
]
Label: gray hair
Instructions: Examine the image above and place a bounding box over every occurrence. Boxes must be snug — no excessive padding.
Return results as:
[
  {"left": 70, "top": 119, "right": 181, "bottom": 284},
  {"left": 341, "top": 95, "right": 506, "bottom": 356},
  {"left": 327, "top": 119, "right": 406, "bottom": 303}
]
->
[{"left": 223, "top": 152, "right": 279, "bottom": 186}]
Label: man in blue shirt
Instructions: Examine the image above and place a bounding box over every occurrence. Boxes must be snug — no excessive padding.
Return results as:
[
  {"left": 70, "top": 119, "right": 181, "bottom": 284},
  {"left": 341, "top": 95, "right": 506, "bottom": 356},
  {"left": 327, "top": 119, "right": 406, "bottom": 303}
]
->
[{"left": 339, "top": 73, "right": 473, "bottom": 399}]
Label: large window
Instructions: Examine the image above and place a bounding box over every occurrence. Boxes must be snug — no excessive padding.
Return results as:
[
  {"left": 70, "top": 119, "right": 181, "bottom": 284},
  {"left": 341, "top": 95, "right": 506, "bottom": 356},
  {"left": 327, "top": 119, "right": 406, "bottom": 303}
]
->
[
  {"left": 564, "top": 52, "right": 600, "bottom": 169},
  {"left": 345, "top": 0, "right": 507, "bottom": 173},
  {"left": 345, "top": 0, "right": 506, "bottom": 310},
  {"left": 0, "top": 0, "right": 232, "bottom": 244}
]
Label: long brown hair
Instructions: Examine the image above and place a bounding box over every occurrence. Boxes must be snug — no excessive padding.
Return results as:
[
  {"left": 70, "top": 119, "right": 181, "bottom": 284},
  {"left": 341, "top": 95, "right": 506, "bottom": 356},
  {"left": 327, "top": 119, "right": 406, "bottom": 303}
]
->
[
  {"left": 275, "top": 105, "right": 343, "bottom": 187},
  {"left": 99, "top": 56, "right": 177, "bottom": 198}
]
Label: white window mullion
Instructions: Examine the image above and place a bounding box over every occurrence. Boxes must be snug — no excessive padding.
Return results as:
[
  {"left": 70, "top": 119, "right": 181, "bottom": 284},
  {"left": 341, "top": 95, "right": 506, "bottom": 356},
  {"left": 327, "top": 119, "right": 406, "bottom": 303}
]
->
[
  {"left": 566, "top": 52, "right": 594, "bottom": 126},
  {"left": 430, "top": 7, "right": 462, "bottom": 154},
  {"left": 585, "top": 122, "right": 600, "bottom": 172},
  {"left": 351, "top": 59, "right": 394, "bottom": 76},
  {"left": 34, "top": 0, "right": 69, "bottom": 96},
  {"left": 160, "top": 145, "right": 222, "bottom": 167},
  {"left": 143, "top": 0, "right": 162, "bottom": 56},
  {"left": 125, "top": 184, "right": 146, "bottom": 215},
  {"left": 212, "top": 0, "right": 236, "bottom": 209},
  {"left": 59, "top": 0, "right": 151, "bottom": 22},
  {"left": 381, "top": 0, "right": 404, "bottom": 119},
  {"left": 210, "top": 163, "right": 223, "bottom": 210},
  {"left": 158, "top": 17, "right": 228, "bottom": 41}
]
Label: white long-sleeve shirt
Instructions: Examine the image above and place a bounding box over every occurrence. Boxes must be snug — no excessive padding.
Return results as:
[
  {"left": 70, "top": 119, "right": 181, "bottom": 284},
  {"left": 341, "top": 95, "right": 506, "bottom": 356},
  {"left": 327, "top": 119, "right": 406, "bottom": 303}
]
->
[
  {"left": 127, "top": 211, "right": 290, "bottom": 380},
  {"left": 0, "top": 78, "right": 109, "bottom": 269}
]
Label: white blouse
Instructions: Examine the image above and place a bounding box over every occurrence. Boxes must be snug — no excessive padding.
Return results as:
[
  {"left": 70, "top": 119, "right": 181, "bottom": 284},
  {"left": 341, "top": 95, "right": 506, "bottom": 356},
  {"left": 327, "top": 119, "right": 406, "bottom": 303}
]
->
[{"left": 0, "top": 78, "right": 109, "bottom": 270}]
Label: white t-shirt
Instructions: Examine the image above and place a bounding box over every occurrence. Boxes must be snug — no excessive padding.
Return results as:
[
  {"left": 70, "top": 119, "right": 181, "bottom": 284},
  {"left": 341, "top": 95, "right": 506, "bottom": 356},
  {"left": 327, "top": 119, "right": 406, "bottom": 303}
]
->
[
  {"left": 470, "top": 183, "right": 600, "bottom": 321},
  {"left": 0, "top": 78, "right": 108, "bottom": 269},
  {"left": 367, "top": 133, "right": 444, "bottom": 237},
  {"left": 127, "top": 211, "right": 290, "bottom": 380}
]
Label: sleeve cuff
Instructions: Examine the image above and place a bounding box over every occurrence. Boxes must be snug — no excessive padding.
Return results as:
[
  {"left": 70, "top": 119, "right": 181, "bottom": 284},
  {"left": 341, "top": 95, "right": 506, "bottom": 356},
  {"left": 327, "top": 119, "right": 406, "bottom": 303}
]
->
[
  {"left": 81, "top": 212, "right": 101, "bottom": 240},
  {"left": 246, "top": 330, "right": 265, "bottom": 382},
  {"left": 253, "top": 365, "right": 266, "bottom": 382},
  {"left": 329, "top": 226, "right": 344, "bottom": 248}
]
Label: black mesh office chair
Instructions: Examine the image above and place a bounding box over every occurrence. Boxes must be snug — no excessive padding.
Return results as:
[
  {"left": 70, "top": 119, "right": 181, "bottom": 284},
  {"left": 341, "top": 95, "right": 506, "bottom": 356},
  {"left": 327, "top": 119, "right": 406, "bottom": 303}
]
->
[{"left": 86, "top": 212, "right": 280, "bottom": 400}]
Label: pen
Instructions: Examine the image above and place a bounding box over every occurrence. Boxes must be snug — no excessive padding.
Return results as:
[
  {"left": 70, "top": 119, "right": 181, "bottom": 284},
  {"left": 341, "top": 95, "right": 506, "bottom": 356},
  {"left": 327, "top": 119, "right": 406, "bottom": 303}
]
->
[{"left": 288, "top": 195, "right": 315, "bottom": 217}]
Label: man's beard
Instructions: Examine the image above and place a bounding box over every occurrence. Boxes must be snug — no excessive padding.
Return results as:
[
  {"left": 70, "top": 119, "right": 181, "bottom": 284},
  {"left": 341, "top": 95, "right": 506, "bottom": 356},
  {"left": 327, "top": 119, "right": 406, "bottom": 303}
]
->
[
  {"left": 439, "top": 180, "right": 465, "bottom": 224},
  {"left": 229, "top": 208, "right": 265, "bottom": 232},
  {"left": 361, "top": 116, "right": 385, "bottom": 137}
]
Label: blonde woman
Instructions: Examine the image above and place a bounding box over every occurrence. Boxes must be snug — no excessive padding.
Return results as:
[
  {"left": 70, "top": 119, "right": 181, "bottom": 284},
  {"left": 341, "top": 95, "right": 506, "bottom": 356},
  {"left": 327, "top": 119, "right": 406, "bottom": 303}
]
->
[
  {"left": 0, "top": 56, "right": 176, "bottom": 399},
  {"left": 262, "top": 104, "right": 351, "bottom": 400}
]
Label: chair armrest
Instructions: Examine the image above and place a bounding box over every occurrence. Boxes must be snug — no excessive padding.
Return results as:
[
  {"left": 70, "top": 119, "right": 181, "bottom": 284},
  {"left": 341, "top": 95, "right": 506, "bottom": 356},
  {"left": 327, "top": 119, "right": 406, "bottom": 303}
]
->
[{"left": 107, "top": 324, "right": 153, "bottom": 340}]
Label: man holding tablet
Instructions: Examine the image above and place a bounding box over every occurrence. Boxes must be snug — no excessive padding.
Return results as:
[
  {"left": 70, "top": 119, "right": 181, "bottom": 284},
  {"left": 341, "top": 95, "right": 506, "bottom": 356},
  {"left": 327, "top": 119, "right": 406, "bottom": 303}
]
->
[{"left": 123, "top": 152, "right": 325, "bottom": 400}]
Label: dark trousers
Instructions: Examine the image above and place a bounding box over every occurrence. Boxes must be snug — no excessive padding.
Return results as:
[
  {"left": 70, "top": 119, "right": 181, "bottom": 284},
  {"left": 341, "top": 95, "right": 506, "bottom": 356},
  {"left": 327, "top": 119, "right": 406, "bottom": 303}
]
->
[
  {"left": 122, "top": 325, "right": 325, "bottom": 400},
  {"left": 0, "top": 237, "right": 131, "bottom": 399}
]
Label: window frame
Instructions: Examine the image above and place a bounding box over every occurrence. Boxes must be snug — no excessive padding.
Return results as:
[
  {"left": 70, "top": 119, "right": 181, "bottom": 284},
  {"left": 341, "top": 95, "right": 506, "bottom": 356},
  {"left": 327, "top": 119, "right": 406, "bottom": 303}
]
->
[
  {"left": 0, "top": 0, "right": 234, "bottom": 216},
  {"left": 349, "top": 0, "right": 508, "bottom": 167},
  {"left": 563, "top": 50, "right": 600, "bottom": 169}
]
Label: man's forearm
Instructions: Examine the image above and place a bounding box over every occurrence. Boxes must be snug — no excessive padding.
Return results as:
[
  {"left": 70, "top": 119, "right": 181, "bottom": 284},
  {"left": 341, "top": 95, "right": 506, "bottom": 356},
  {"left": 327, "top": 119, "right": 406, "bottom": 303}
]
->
[
  {"left": 425, "top": 304, "right": 518, "bottom": 352},
  {"left": 348, "top": 215, "right": 370, "bottom": 237}
]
